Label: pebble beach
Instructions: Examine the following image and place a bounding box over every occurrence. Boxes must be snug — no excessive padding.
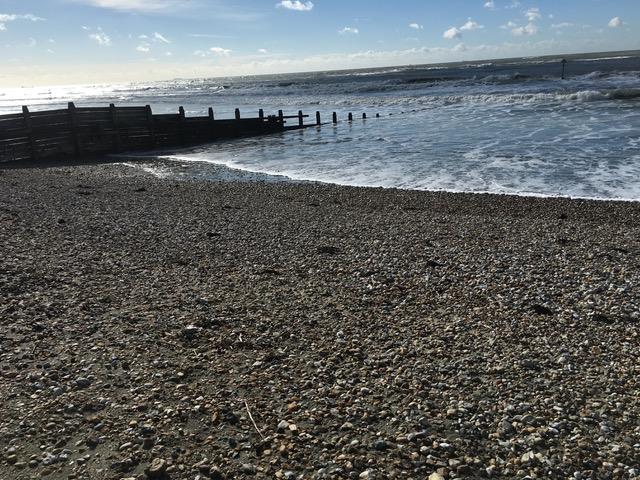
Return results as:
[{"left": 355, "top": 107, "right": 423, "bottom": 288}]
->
[{"left": 0, "top": 163, "right": 639, "bottom": 480}]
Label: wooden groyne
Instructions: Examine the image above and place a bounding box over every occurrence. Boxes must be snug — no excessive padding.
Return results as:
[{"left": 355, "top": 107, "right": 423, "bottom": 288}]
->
[{"left": 0, "top": 103, "right": 376, "bottom": 164}]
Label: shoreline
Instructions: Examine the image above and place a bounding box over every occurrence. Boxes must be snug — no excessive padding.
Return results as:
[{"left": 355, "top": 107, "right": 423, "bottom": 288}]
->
[
  {"left": 3, "top": 157, "right": 640, "bottom": 204},
  {"left": 1, "top": 162, "right": 639, "bottom": 479}
]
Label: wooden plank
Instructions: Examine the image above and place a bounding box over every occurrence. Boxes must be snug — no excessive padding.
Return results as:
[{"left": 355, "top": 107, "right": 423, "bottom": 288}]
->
[
  {"left": 0, "top": 112, "right": 25, "bottom": 121},
  {"left": 28, "top": 109, "right": 70, "bottom": 118},
  {"left": 0, "top": 117, "right": 25, "bottom": 127},
  {"left": 75, "top": 107, "right": 112, "bottom": 113}
]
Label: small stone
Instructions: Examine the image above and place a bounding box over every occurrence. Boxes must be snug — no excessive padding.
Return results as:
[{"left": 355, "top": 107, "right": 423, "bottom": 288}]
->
[
  {"left": 277, "top": 420, "right": 290, "bottom": 433},
  {"left": 428, "top": 473, "right": 444, "bottom": 480},
  {"left": 209, "top": 466, "right": 225, "bottom": 480},
  {"left": 75, "top": 377, "right": 91, "bottom": 388},
  {"left": 240, "top": 463, "right": 256, "bottom": 475},
  {"left": 373, "top": 440, "right": 388, "bottom": 451},
  {"left": 340, "top": 422, "right": 354, "bottom": 431},
  {"left": 146, "top": 458, "right": 167, "bottom": 478}
]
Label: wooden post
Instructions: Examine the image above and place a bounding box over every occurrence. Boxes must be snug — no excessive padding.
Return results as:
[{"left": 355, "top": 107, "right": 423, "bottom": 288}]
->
[
  {"left": 376, "top": 113, "right": 380, "bottom": 118},
  {"left": 22, "top": 106, "right": 38, "bottom": 161},
  {"left": 178, "top": 106, "right": 186, "bottom": 144},
  {"left": 362, "top": 113, "right": 367, "bottom": 120},
  {"left": 316, "top": 111, "right": 321, "bottom": 126},
  {"left": 348, "top": 112, "right": 353, "bottom": 122},
  {"left": 561, "top": 59, "right": 567, "bottom": 80},
  {"left": 258, "top": 109, "right": 264, "bottom": 121},
  {"left": 146, "top": 105, "right": 156, "bottom": 148},
  {"left": 208, "top": 107, "right": 215, "bottom": 121},
  {"left": 332, "top": 112, "right": 338, "bottom": 124},
  {"left": 235, "top": 108, "right": 241, "bottom": 120},
  {"left": 110, "top": 103, "right": 122, "bottom": 152},
  {"left": 278, "top": 110, "right": 284, "bottom": 125},
  {"left": 298, "top": 110, "right": 304, "bottom": 127},
  {"left": 68, "top": 102, "right": 81, "bottom": 157}
]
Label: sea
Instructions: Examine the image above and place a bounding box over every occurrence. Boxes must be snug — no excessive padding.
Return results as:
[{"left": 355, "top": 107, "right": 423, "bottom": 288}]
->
[{"left": 2, "top": 50, "right": 639, "bottom": 200}]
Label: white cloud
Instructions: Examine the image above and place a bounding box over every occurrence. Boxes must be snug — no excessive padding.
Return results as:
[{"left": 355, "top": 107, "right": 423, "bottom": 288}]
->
[
  {"left": 525, "top": 8, "right": 541, "bottom": 22},
  {"left": 210, "top": 46, "right": 232, "bottom": 56},
  {"left": 68, "top": 0, "right": 181, "bottom": 13},
  {"left": 460, "top": 19, "right": 484, "bottom": 31},
  {"left": 484, "top": 1, "right": 495, "bottom": 9},
  {"left": 258, "top": 48, "right": 269, "bottom": 54},
  {"left": 501, "top": 21, "right": 518, "bottom": 29},
  {"left": 608, "top": 17, "right": 623, "bottom": 28},
  {"left": 153, "top": 32, "right": 170, "bottom": 43},
  {"left": 453, "top": 42, "right": 467, "bottom": 52},
  {"left": 443, "top": 27, "right": 461, "bottom": 39},
  {"left": 339, "top": 26, "right": 359, "bottom": 34},
  {"left": 409, "top": 23, "right": 423, "bottom": 30},
  {"left": 512, "top": 23, "right": 537, "bottom": 36},
  {"left": 136, "top": 43, "right": 150, "bottom": 52},
  {"left": 139, "top": 34, "right": 148, "bottom": 39},
  {"left": 0, "top": 13, "right": 44, "bottom": 31},
  {"left": 551, "top": 22, "right": 573, "bottom": 29},
  {"left": 89, "top": 32, "right": 112, "bottom": 46},
  {"left": 0, "top": 13, "right": 44, "bottom": 22},
  {"left": 276, "top": 1, "right": 314, "bottom": 11}
]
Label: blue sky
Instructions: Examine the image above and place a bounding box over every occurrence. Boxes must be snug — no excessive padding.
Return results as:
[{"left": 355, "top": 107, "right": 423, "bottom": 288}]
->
[{"left": 0, "top": 0, "right": 638, "bottom": 86}]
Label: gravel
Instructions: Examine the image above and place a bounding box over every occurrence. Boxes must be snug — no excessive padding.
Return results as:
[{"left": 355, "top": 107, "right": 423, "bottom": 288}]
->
[{"left": 0, "top": 163, "right": 639, "bottom": 479}]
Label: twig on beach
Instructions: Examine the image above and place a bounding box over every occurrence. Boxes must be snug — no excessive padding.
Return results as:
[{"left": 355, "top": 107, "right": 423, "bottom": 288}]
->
[{"left": 244, "top": 399, "right": 265, "bottom": 440}]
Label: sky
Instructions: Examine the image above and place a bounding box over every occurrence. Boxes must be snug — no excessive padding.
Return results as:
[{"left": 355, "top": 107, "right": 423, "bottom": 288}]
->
[{"left": 0, "top": 0, "right": 638, "bottom": 86}]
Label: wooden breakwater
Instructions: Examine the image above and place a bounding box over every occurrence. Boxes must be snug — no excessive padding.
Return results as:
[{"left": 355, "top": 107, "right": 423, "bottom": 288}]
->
[{"left": 0, "top": 103, "right": 367, "bottom": 164}]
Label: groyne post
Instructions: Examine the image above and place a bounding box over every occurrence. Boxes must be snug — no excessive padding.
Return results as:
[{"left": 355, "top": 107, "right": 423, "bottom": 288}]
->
[
  {"left": 235, "top": 108, "right": 241, "bottom": 120},
  {"left": 22, "top": 106, "right": 37, "bottom": 160},
  {"left": 178, "top": 106, "right": 186, "bottom": 144},
  {"left": 298, "top": 110, "right": 304, "bottom": 127},
  {"left": 332, "top": 112, "right": 337, "bottom": 124},
  {"left": 109, "top": 103, "right": 122, "bottom": 152},
  {"left": 561, "top": 59, "right": 567, "bottom": 80},
  {"left": 68, "top": 102, "right": 81, "bottom": 157},
  {"left": 208, "top": 107, "right": 214, "bottom": 121},
  {"left": 362, "top": 113, "right": 367, "bottom": 120},
  {"left": 259, "top": 109, "right": 264, "bottom": 121},
  {"left": 316, "top": 111, "right": 321, "bottom": 126},
  {"left": 146, "top": 105, "right": 157, "bottom": 147},
  {"left": 348, "top": 112, "right": 353, "bottom": 122},
  {"left": 278, "top": 110, "right": 284, "bottom": 126}
]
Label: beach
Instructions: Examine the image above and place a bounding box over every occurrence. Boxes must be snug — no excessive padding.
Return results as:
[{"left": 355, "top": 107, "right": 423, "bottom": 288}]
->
[{"left": 0, "top": 163, "right": 638, "bottom": 479}]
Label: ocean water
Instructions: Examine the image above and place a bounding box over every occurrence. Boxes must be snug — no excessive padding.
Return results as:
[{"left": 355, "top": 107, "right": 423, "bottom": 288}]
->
[{"left": 2, "top": 50, "right": 640, "bottom": 200}]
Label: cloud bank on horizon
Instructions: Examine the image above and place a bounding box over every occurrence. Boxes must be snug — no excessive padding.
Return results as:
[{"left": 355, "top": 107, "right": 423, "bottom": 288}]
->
[{"left": 0, "top": 0, "right": 637, "bottom": 85}]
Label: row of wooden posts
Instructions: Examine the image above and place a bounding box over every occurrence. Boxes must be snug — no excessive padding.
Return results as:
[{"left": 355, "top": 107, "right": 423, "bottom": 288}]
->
[
  {"left": 0, "top": 102, "right": 380, "bottom": 163},
  {"left": 236, "top": 107, "right": 379, "bottom": 126}
]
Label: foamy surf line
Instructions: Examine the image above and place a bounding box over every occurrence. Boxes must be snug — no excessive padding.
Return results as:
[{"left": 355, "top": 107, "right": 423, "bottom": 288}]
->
[{"left": 114, "top": 155, "right": 640, "bottom": 203}]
